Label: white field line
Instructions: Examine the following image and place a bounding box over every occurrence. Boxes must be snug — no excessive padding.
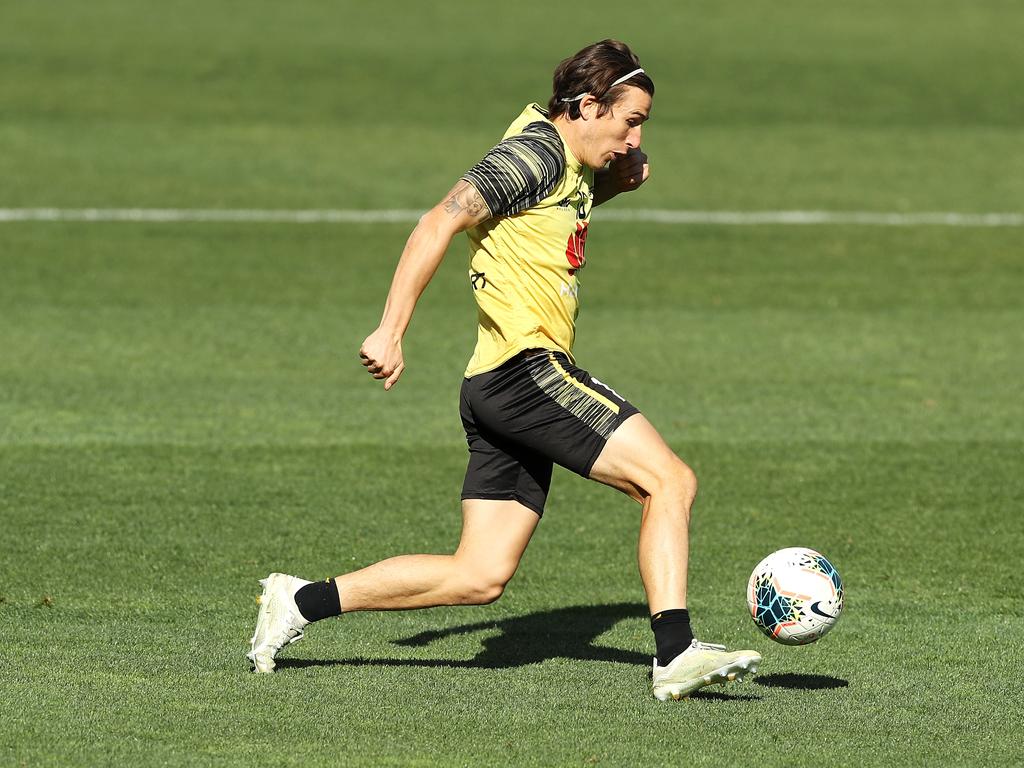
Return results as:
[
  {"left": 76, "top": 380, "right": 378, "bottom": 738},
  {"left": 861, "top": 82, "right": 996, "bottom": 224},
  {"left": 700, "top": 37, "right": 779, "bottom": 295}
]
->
[
  {"left": 0, "top": 208, "right": 425, "bottom": 224},
  {"left": 1, "top": 208, "right": 1023, "bottom": 226}
]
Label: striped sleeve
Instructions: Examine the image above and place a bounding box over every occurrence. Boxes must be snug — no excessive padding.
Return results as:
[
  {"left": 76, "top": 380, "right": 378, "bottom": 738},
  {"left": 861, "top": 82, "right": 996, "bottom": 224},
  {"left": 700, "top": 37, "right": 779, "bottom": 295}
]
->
[{"left": 461, "top": 121, "right": 566, "bottom": 218}]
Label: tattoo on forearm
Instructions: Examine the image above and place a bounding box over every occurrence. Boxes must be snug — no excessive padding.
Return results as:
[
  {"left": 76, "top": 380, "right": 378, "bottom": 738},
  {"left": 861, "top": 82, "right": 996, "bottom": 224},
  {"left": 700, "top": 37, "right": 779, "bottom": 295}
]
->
[{"left": 443, "top": 181, "right": 489, "bottom": 220}]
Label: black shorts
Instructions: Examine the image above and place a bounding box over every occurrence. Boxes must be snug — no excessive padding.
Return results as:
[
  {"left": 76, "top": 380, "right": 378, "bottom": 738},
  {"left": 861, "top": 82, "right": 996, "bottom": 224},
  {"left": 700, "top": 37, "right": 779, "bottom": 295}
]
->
[{"left": 460, "top": 349, "right": 640, "bottom": 516}]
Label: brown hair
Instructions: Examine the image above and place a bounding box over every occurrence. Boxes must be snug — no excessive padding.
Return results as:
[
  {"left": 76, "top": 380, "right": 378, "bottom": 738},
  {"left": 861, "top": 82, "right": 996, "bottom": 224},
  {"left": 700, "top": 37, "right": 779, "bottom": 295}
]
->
[{"left": 547, "top": 39, "right": 655, "bottom": 120}]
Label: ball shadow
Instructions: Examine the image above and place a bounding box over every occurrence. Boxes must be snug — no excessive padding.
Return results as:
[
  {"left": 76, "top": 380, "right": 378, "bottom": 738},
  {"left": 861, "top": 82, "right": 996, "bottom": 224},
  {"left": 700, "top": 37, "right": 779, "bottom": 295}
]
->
[{"left": 753, "top": 673, "right": 849, "bottom": 690}]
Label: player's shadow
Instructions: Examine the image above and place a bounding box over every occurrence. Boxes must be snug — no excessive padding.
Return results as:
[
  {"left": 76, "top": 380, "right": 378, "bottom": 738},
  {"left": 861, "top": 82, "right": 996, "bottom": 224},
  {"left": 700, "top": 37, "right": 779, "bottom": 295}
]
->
[
  {"left": 279, "top": 602, "right": 762, "bottom": 700},
  {"left": 753, "top": 673, "right": 848, "bottom": 690},
  {"left": 279, "top": 602, "right": 652, "bottom": 670}
]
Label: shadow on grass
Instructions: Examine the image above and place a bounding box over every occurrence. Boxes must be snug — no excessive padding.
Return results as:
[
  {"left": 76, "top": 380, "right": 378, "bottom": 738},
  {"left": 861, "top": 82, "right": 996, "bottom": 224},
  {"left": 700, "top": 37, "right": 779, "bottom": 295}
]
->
[
  {"left": 277, "top": 603, "right": 768, "bottom": 700},
  {"left": 278, "top": 602, "right": 652, "bottom": 670},
  {"left": 753, "top": 673, "right": 849, "bottom": 690}
]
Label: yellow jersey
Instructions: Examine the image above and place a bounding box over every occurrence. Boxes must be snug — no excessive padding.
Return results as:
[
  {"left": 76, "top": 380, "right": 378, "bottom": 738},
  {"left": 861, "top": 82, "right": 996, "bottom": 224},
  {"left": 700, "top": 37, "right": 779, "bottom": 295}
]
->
[{"left": 461, "top": 104, "right": 594, "bottom": 377}]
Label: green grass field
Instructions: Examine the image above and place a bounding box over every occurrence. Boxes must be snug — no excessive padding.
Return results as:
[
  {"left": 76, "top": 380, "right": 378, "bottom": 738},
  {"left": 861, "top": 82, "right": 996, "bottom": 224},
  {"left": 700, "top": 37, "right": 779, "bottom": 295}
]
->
[{"left": 2, "top": 2, "right": 1022, "bottom": 766}]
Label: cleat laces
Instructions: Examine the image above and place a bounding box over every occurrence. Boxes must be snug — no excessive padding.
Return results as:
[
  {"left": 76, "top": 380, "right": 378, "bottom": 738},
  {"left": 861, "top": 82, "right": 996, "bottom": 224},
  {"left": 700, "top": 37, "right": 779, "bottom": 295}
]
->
[{"left": 690, "top": 640, "right": 726, "bottom": 652}]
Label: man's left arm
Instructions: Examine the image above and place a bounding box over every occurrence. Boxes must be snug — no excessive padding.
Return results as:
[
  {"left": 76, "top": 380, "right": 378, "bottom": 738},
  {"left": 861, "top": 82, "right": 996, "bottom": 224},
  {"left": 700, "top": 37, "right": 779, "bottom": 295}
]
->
[{"left": 593, "top": 147, "right": 650, "bottom": 206}]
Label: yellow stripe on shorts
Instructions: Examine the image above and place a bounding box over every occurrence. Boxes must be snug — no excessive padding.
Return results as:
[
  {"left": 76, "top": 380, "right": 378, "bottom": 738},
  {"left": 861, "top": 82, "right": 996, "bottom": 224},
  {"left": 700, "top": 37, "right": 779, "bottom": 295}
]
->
[{"left": 527, "top": 353, "right": 620, "bottom": 437}]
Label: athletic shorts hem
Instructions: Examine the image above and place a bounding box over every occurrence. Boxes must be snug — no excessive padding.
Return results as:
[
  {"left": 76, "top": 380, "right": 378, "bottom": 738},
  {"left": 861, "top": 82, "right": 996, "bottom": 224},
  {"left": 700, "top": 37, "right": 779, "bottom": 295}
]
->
[
  {"left": 460, "top": 491, "right": 546, "bottom": 517},
  {"left": 580, "top": 405, "right": 642, "bottom": 478}
]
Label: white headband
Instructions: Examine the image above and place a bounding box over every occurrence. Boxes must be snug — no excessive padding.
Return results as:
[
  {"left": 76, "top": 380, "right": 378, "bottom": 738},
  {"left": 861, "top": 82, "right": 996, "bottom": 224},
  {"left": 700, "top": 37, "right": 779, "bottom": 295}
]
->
[{"left": 560, "top": 67, "right": 646, "bottom": 103}]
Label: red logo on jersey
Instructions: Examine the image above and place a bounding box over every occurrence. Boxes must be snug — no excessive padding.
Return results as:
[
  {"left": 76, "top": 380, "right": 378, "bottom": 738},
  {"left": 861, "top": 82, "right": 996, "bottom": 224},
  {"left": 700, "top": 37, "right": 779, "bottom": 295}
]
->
[{"left": 566, "top": 222, "right": 588, "bottom": 273}]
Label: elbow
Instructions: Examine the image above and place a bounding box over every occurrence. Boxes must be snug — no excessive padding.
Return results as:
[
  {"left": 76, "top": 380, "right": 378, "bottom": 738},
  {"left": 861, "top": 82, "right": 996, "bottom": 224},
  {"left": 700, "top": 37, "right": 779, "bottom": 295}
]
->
[
  {"left": 416, "top": 209, "right": 435, "bottom": 228},
  {"left": 420, "top": 205, "right": 468, "bottom": 237},
  {"left": 417, "top": 205, "right": 447, "bottom": 230}
]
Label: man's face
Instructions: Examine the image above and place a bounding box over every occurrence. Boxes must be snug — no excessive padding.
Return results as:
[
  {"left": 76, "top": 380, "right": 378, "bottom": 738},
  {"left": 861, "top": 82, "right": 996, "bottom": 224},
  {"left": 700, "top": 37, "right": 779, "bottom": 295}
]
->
[{"left": 580, "top": 86, "right": 652, "bottom": 169}]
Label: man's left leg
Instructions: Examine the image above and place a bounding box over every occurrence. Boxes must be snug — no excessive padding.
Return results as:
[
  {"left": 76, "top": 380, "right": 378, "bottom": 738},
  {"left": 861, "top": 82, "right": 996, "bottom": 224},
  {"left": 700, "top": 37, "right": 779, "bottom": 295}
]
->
[
  {"left": 589, "top": 413, "right": 761, "bottom": 700},
  {"left": 588, "top": 413, "right": 695, "bottom": 614}
]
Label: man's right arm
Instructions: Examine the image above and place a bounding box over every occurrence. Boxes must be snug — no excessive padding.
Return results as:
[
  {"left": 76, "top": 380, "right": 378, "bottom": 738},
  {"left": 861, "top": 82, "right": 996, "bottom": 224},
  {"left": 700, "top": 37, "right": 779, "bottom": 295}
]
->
[
  {"left": 359, "top": 180, "right": 491, "bottom": 390},
  {"left": 361, "top": 121, "right": 564, "bottom": 390}
]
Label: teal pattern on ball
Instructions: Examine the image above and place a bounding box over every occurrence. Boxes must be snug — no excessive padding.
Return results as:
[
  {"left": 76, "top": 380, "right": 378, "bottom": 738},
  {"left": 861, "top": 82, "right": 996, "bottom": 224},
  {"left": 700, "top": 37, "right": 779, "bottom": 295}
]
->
[
  {"left": 751, "top": 571, "right": 800, "bottom": 636},
  {"left": 807, "top": 552, "right": 844, "bottom": 602}
]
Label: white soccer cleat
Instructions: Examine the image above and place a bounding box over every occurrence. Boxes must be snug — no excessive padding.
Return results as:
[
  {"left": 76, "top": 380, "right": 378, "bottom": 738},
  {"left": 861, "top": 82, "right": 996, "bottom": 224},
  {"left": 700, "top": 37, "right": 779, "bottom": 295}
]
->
[
  {"left": 247, "top": 572, "right": 312, "bottom": 673},
  {"left": 651, "top": 639, "right": 761, "bottom": 701}
]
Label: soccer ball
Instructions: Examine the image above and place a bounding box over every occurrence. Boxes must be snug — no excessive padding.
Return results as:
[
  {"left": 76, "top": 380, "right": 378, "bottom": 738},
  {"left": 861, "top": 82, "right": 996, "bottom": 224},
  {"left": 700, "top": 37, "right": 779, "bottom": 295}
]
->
[{"left": 747, "top": 547, "right": 844, "bottom": 645}]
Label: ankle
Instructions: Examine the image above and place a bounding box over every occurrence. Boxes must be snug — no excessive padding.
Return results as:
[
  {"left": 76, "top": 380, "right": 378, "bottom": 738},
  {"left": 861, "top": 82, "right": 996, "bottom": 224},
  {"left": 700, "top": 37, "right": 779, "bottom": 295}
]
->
[
  {"left": 294, "top": 578, "right": 343, "bottom": 623},
  {"left": 651, "top": 608, "right": 693, "bottom": 665}
]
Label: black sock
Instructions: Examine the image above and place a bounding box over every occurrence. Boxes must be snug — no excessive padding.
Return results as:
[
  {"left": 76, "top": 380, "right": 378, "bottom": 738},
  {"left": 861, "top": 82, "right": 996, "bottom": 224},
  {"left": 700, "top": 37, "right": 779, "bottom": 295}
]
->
[
  {"left": 650, "top": 608, "right": 694, "bottom": 666},
  {"left": 294, "top": 578, "right": 343, "bottom": 623}
]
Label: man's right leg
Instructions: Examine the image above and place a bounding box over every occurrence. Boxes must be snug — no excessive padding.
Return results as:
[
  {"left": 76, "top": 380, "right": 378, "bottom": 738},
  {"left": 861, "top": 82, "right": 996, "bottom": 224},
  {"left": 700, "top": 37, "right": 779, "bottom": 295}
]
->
[
  {"left": 248, "top": 499, "right": 538, "bottom": 672},
  {"left": 334, "top": 498, "right": 539, "bottom": 611}
]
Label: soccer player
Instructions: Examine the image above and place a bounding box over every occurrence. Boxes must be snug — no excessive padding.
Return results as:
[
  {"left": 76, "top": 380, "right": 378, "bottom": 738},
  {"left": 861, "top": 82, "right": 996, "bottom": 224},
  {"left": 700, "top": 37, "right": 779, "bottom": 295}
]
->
[{"left": 249, "top": 39, "right": 761, "bottom": 700}]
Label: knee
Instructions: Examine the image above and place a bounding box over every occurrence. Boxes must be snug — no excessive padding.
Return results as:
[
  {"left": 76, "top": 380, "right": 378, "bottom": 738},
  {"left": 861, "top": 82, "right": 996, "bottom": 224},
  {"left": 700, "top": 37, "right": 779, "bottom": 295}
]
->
[
  {"left": 656, "top": 456, "right": 698, "bottom": 505},
  {"left": 470, "top": 580, "right": 506, "bottom": 605},
  {"left": 451, "top": 565, "right": 511, "bottom": 605},
  {"left": 677, "top": 459, "right": 698, "bottom": 498}
]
